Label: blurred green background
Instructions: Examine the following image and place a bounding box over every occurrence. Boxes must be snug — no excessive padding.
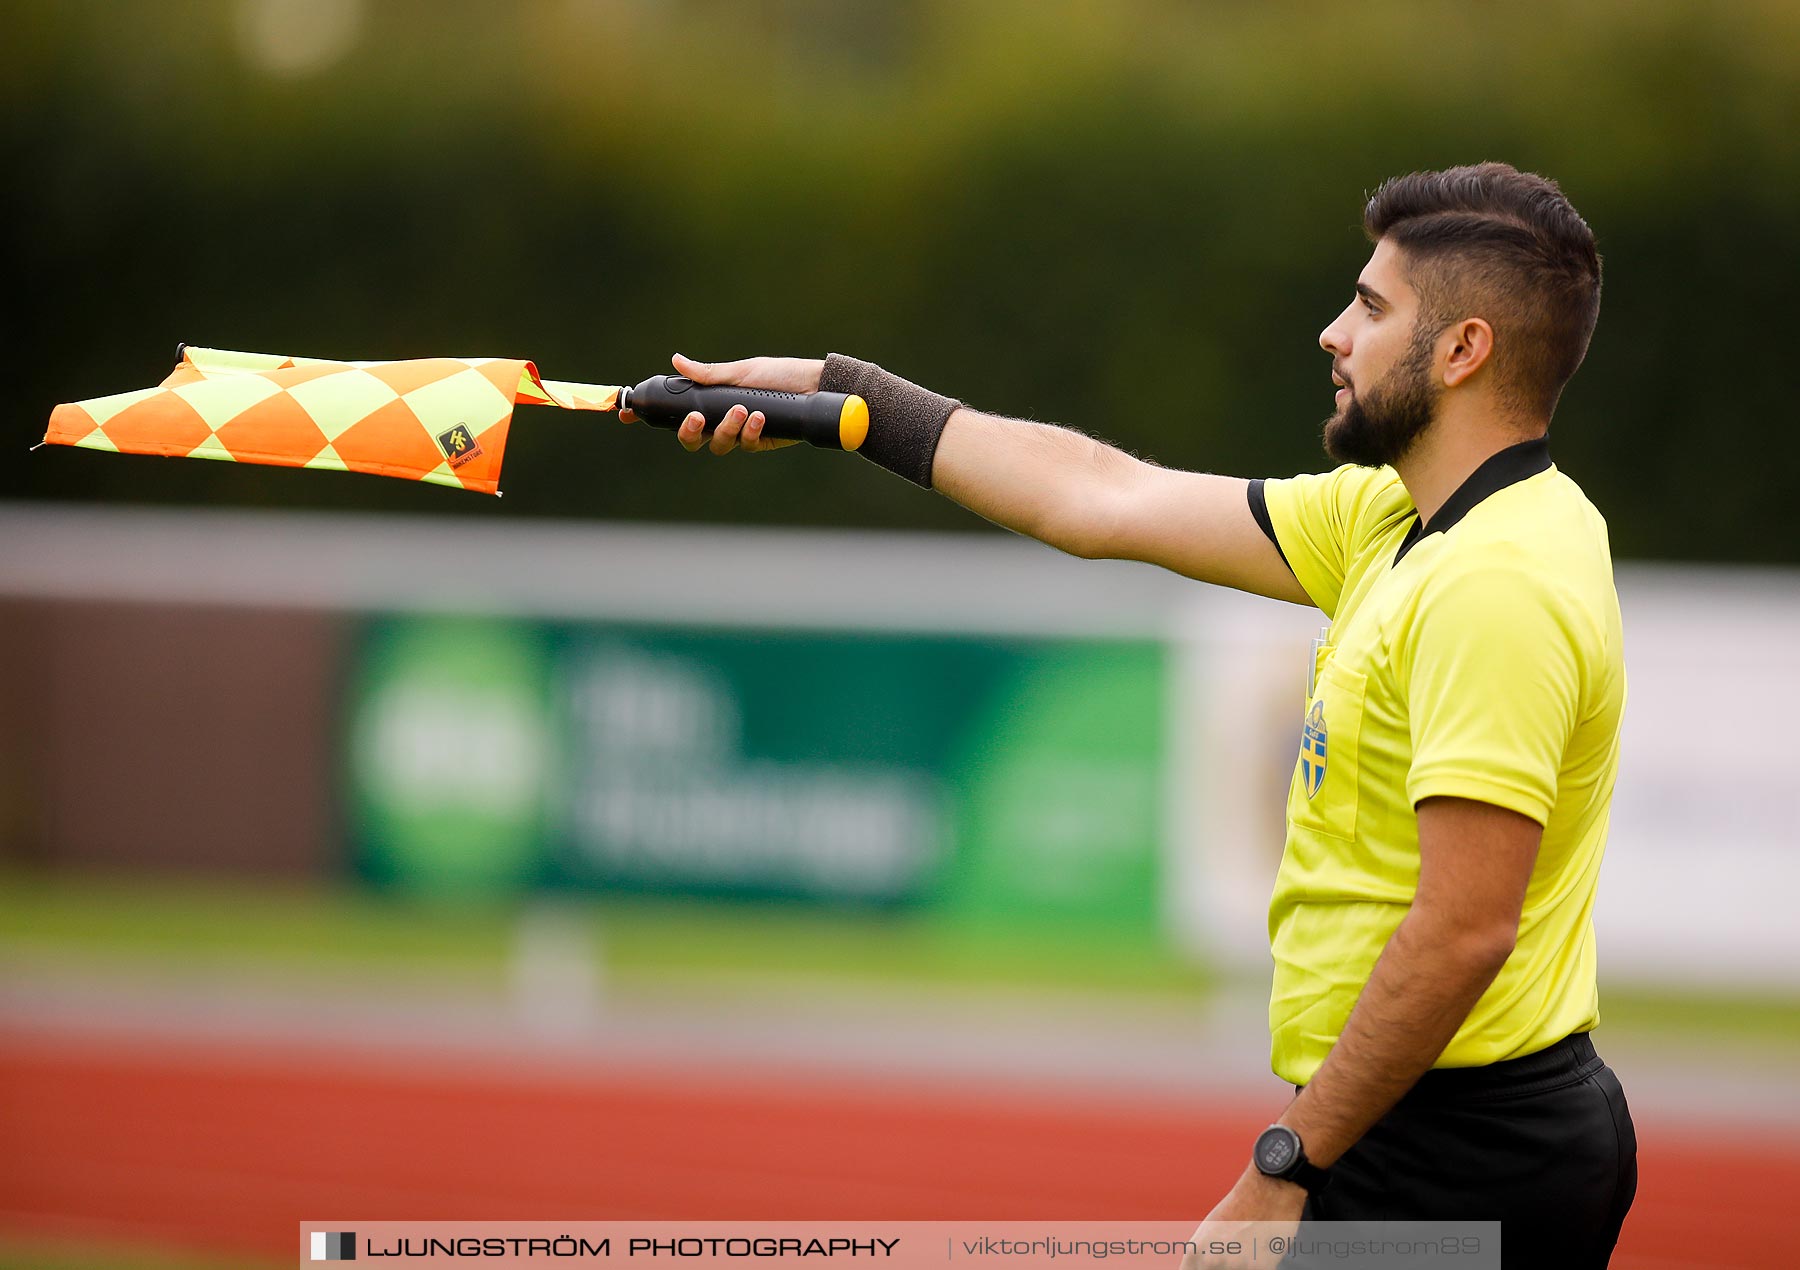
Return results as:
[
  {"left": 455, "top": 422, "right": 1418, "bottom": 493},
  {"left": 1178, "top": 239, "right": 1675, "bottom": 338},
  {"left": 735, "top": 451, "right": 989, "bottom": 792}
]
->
[{"left": 7, "top": 0, "right": 1798, "bottom": 560}]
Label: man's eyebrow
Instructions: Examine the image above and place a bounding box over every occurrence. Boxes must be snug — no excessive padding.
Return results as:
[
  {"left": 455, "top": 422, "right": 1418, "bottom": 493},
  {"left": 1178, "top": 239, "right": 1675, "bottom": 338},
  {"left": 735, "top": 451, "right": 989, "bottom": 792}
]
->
[{"left": 1355, "top": 281, "right": 1390, "bottom": 307}]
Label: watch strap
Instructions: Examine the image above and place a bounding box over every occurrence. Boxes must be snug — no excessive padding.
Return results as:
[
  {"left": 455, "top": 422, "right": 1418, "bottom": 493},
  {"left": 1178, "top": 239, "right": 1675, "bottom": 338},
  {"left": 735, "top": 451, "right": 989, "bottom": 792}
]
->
[{"left": 1287, "top": 1155, "right": 1332, "bottom": 1195}]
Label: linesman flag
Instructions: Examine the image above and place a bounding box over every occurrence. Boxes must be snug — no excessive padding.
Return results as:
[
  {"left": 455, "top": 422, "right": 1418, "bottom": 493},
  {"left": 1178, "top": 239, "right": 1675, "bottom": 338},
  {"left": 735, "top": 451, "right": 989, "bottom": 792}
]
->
[
  {"left": 40, "top": 344, "right": 868, "bottom": 497},
  {"left": 40, "top": 344, "right": 620, "bottom": 496}
]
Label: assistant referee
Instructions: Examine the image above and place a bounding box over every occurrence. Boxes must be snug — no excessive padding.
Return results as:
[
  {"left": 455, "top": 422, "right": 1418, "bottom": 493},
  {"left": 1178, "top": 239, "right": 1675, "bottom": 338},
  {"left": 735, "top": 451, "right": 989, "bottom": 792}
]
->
[{"left": 637, "top": 161, "right": 1637, "bottom": 1266}]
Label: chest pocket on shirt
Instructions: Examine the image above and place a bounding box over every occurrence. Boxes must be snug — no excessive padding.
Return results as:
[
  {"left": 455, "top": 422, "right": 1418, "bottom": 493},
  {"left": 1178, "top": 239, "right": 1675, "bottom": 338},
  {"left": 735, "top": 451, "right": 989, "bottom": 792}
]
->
[{"left": 1288, "top": 653, "right": 1367, "bottom": 842}]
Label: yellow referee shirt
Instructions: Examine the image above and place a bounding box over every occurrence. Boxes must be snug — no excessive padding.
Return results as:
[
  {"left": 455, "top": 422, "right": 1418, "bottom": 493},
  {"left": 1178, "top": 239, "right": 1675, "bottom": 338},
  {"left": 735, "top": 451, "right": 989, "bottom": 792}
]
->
[{"left": 1248, "top": 437, "right": 1626, "bottom": 1087}]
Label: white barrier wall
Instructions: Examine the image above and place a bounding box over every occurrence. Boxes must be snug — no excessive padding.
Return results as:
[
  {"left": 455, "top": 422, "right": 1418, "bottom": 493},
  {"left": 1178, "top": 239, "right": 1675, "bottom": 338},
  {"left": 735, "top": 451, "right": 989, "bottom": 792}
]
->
[
  {"left": 1596, "top": 568, "right": 1800, "bottom": 989},
  {"left": 3, "top": 505, "right": 1795, "bottom": 989}
]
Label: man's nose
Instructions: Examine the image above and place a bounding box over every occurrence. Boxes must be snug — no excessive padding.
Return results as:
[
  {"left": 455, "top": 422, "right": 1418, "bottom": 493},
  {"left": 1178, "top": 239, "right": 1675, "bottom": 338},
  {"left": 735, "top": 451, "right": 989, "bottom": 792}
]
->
[{"left": 1320, "top": 302, "right": 1356, "bottom": 356}]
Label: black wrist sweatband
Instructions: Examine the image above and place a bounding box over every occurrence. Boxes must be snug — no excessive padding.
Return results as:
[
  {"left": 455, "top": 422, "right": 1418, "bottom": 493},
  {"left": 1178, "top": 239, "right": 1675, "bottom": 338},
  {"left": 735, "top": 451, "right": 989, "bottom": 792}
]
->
[{"left": 819, "top": 353, "right": 960, "bottom": 489}]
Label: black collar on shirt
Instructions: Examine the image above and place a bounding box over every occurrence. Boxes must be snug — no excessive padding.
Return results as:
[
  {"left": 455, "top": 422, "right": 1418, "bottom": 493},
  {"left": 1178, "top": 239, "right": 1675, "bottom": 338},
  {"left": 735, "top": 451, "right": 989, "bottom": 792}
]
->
[{"left": 1393, "top": 434, "right": 1552, "bottom": 565}]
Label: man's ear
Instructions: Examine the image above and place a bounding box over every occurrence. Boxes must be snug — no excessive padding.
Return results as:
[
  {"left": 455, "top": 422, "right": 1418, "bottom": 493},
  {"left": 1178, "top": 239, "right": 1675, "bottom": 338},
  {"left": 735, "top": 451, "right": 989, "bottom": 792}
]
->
[{"left": 1442, "top": 318, "right": 1495, "bottom": 388}]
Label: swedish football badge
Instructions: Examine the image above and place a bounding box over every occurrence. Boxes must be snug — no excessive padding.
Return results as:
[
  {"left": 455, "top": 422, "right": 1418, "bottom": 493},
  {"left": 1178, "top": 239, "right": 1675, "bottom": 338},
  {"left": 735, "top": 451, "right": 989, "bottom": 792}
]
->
[{"left": 1301, "top": 699, "right": 1328, "bottom": 798}]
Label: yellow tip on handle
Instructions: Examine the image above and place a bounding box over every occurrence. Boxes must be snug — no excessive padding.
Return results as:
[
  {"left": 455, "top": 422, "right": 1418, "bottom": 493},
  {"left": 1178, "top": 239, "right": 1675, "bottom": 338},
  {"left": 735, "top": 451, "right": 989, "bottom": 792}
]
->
[{"left": 839, "top": 395, "right": 869, "bottom": 451}]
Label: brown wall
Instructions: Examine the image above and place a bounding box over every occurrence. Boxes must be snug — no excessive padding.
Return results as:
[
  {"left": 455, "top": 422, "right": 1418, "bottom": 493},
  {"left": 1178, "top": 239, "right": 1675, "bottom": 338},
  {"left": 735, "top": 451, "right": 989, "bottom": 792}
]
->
[{"left": 0, "top": 599, "right": 341, "bottom": 878}]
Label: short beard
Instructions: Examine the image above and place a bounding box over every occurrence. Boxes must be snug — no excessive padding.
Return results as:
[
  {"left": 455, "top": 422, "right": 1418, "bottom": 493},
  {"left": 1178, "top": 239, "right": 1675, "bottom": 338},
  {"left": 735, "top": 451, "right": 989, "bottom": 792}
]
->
[{"left": 1322, "top": 322, "right": 1441, "bottom": 468}]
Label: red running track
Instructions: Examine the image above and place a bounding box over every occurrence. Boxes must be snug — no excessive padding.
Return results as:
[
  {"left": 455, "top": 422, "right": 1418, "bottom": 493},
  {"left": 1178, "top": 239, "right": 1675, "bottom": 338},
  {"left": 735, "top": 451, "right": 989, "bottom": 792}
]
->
[{"left": 0, "top": 1031, "right": 1788, "bottom": 1267}]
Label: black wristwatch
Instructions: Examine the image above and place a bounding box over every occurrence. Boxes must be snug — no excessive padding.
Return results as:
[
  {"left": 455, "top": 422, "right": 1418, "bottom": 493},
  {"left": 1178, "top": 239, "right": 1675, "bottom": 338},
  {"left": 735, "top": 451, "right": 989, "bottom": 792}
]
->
[{"left": 1252, "top": 1124, "right": 1332, "bottom": 1195}]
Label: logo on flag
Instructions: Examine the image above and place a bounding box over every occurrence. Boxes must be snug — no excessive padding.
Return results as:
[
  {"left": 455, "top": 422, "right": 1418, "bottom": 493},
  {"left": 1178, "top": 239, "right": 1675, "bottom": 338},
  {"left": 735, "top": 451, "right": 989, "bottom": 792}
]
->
[
  {"left": 311, "top": 1231, "right": 356, "bottom": 1261},
  {"left": 437, "top": 423, "right": 483, "bottom": 469},
  {"left": 1301, "top": 699, "right": 1328, "bottom": 798}
]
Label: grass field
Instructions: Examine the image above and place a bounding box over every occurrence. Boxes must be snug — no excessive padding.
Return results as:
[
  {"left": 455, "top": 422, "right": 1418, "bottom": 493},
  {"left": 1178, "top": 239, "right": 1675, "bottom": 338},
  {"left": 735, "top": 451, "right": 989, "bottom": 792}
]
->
[
  {"left": 5, "top": 868, "right": 1798, "bottom": 1046},
  {"left": 0, "top": 867, "right": 1207, "bottom": 1001}
]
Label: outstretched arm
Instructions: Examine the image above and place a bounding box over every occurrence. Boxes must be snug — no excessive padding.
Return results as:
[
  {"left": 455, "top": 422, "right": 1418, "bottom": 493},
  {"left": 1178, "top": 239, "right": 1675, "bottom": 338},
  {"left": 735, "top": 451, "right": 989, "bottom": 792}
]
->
[
  {"left": 637, "top": 353, "right": 1308, "bottom": 605},
  {"left": 933, "top": 409, "right": 1307, "bottom": 602}
]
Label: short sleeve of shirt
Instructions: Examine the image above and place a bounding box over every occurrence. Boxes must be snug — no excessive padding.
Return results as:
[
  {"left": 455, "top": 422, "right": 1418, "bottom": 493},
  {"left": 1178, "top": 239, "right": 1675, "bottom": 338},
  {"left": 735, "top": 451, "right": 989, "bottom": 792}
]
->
[
  {"left": 1257, "top": 465, "right": 1407, "bottom": 617},
  {"left": 1400, "top": 563, "right": 1585, "bottom": 826}
]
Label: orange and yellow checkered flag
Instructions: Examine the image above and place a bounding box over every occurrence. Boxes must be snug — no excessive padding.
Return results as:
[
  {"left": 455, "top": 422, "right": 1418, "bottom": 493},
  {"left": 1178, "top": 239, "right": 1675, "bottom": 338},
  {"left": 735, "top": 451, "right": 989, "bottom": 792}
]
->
[{"left": 40, "top": 345, "right": 622, "bottom": 496}]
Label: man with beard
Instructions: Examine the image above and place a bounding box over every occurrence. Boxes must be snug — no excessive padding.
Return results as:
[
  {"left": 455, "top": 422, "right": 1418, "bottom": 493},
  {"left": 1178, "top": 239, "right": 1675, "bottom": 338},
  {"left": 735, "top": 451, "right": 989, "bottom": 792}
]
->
[{"left": 635, "top": 162, "right": 1635, "bottom": 1265}]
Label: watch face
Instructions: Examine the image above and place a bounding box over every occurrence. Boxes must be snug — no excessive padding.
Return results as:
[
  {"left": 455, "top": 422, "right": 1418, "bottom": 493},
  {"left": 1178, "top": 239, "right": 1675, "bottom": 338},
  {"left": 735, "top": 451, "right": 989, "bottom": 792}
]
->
[{"left": 1254, "top": 1126, "right": 1300, "bottom": 1175}]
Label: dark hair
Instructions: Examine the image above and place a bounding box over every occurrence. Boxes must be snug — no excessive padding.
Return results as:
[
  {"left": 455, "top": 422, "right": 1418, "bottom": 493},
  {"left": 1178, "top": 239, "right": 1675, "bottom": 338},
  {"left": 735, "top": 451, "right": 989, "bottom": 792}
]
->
[{"left": 1363, "top": 163, "right": 1602, "bottom": 419}]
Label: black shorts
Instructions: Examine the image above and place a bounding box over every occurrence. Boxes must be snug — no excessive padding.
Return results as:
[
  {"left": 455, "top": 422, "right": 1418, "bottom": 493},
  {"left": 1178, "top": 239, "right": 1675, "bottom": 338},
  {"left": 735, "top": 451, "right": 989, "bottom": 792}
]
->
[{"left": 1300, "top": 1032, "right": 1638, "bottom": 1269}]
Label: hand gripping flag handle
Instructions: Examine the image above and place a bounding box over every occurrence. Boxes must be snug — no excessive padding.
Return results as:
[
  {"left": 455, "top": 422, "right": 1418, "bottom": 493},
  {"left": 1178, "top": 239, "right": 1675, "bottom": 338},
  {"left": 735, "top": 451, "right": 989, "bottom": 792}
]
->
[{"left": 621, "top": 376, "right": 869, "bottom": 451}]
